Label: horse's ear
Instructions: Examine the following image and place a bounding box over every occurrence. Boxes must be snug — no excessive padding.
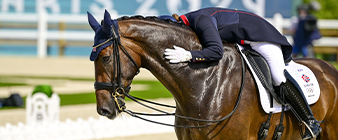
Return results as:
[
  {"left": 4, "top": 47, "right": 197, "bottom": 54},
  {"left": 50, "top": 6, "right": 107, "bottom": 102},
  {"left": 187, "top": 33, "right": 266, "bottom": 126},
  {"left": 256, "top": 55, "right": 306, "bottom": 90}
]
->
[
  {"left": 87, "top": 11, "right": 100, "bottom": 31},
  {"left": 102, "top": 9, "right": 112, "bottom": 35}
]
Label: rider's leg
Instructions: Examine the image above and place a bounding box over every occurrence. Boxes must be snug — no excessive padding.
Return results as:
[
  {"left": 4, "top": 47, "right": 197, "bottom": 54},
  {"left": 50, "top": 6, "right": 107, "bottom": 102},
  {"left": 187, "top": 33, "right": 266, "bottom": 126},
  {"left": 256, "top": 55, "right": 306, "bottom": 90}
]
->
[
  {"left": 249, "top": 42, "right": 286, "bottom": 86},
  {"left": 250, "top": 42, "right": 321, "bottom": 139},
  {"left": 281, "top": 71, "right": 322, "bottom": 139}
]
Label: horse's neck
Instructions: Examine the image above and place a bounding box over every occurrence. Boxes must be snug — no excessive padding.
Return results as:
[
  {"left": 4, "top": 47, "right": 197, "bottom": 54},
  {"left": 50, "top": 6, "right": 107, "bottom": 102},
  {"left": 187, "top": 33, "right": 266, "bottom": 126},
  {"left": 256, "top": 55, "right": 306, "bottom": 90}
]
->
[
  {"left": 121, "top": 19, "right": 242, "bottom": 112},
  {"left": 145, "top": 45, "right": 242, "bottom": 113},
  {"left": 121, "top": 20, "right": 202, "bottom": 95}
]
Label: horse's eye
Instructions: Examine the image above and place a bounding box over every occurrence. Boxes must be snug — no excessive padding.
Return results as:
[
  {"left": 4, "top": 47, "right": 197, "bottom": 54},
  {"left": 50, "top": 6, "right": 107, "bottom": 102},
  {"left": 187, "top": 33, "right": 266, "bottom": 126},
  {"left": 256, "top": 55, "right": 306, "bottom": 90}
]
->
[{"left": 102, "top": 56, "right": 111, "bottom": 62}]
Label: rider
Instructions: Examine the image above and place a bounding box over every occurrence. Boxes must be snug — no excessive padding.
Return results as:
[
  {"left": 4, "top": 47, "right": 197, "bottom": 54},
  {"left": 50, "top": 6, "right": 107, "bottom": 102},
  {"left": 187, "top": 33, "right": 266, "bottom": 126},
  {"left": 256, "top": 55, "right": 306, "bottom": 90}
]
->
[
  {"left": 163, "top": 7, "right": 321, "bottom": 139},
  {"left": 291, "top": 4, "right": 322, "bottom": 58}
]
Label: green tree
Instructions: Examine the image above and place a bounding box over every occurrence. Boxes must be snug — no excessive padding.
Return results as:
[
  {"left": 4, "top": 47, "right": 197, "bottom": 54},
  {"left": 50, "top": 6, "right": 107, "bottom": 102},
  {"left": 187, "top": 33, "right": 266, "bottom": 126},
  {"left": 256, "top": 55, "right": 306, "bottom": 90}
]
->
[{"left": 304, "top": 0, "right": 338, "bottom": 19}]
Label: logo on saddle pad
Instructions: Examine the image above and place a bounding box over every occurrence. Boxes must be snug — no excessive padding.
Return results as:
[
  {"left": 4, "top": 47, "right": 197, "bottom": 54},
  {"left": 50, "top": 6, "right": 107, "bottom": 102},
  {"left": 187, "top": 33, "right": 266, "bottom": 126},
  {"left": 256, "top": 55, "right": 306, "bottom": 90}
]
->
[{"left": 302, "top": 74, "right": 310, "bottom": 83}]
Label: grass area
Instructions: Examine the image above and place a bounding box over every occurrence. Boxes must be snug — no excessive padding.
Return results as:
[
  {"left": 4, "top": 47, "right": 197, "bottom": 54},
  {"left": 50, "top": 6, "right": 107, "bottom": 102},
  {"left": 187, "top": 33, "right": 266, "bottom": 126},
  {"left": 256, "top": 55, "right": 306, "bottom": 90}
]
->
[
  {"left": 315, "top": 54, "right": 338, "bottom": 69},
  {"left": 329, "top": 62, "right": 338, "bottom": 69},
  {"left": 127, "top": 80, "right": 173, "bottom": 99},
  {"left": 0, "top": 80, "right": 172, "bottom": 110},
  {"left": 0, "top": 83, "right": 26, "bottom": 87},
  {"left": 59, "top": 80, "right": 172, "bottom": 105},
  {"left": 55, "top": 80, "right": 172, "bottom": 106},
  {"left": 0, "top": 75, "right": 94, "bottom": 81}
]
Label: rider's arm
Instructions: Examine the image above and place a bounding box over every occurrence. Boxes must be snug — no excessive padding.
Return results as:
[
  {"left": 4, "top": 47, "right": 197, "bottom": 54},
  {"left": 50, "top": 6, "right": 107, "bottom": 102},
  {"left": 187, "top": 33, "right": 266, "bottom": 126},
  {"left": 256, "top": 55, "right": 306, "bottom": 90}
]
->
[{"left": 190, "top": 15, "right": 224, "bottom": 62}]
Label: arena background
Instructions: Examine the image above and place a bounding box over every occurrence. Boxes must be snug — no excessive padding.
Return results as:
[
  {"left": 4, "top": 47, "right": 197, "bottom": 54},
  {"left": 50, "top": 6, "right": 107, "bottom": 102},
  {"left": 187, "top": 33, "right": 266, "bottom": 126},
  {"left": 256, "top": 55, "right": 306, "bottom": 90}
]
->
[
  {"left": 1, "top": 0, "right": 297, "bottom": 17},
  {"left": 0, "top": 0, "right": 337, "bottom": 140},
  {"left": 0, "top": 0, "right": 301, "bottom": 57}
]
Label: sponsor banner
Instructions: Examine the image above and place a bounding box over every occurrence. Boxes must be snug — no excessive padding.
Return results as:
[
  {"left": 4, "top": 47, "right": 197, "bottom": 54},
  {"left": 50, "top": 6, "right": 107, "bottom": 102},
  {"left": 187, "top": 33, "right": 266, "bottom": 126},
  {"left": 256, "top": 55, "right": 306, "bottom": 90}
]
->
[{"left": 0, "top": 0, "right": 292, "bottom": 18}]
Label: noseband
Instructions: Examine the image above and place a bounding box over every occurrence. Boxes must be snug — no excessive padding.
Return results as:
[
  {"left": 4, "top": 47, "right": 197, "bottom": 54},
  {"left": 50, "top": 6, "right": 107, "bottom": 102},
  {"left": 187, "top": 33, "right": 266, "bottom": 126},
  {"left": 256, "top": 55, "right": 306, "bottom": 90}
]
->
[{"left": 94, "top": 24, "right": 140, "bottom": 112}]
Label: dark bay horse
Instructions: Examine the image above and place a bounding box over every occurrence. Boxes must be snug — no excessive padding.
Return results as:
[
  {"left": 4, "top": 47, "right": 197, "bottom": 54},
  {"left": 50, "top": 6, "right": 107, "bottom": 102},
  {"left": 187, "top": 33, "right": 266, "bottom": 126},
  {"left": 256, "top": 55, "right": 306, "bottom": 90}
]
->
[{"left": 91, "top": 14, "right": 338, "bottom": 139}]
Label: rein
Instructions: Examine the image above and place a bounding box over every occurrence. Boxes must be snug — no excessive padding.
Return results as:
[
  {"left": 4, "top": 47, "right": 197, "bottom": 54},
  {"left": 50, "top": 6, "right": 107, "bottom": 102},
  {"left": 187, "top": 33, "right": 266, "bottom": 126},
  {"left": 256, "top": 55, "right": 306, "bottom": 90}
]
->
[{"left": 94, "top": 24, "right": 248, "bottom": 128}]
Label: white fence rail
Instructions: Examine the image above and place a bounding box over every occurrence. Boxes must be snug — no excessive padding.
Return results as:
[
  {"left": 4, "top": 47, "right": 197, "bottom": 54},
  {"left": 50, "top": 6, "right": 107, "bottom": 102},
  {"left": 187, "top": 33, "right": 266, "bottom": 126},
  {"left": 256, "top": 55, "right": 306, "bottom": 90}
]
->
[
  {"left": 0, "top": 12, "right": 93, "bottom": 58},
  {"left": 1, "top": 92, "right": 175, "bottom": 140},
  {"left": 1, "top": 12, "right": 338, "bottom": 58},
  {"left": 0, "top": 115, "right": 175, "bottom": 140},
  {"left": 265, "top": 14, "right": 338, "bottom": 46},
  {"left": 0, "top": 30, "right": 93, "bottom": 41}
]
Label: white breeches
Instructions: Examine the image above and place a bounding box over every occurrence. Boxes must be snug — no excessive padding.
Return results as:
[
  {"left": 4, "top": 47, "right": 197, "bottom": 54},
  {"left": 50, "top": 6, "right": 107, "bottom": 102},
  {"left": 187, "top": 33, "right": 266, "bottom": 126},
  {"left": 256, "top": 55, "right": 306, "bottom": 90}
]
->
[{"left": 250, "top": 42, "right": 286, "bottom": 86}]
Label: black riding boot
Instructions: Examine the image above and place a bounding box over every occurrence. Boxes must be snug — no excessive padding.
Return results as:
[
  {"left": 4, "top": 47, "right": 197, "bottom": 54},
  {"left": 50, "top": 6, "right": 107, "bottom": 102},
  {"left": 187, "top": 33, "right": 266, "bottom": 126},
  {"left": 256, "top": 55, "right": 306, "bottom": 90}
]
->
[{"left": 279, "top": 80, "right": 322, "bottom": 140}]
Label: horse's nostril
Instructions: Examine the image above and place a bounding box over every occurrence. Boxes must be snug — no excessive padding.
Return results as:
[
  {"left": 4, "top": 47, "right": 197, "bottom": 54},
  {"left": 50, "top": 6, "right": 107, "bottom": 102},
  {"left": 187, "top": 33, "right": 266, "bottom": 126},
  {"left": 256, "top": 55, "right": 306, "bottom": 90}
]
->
[
  {"left": 98, "top": 107, "right": 112, "bottom": 117},
  {"left": 102, "top": 109, "right": 110, "bottom": 116}
]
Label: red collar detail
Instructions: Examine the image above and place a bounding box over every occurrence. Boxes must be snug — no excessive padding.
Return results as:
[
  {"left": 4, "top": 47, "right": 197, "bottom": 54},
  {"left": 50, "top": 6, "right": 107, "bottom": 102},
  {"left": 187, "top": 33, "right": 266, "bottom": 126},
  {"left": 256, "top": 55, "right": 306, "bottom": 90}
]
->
[{"left": 180, "top": 15, "right": 190, "bottom": 26}]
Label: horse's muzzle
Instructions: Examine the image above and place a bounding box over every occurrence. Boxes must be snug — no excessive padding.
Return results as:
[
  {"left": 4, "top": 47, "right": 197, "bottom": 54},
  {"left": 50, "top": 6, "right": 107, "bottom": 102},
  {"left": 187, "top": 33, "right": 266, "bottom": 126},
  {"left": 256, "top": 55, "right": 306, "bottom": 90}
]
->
[
  {"left": 97, "top": 106, "right": 117, "bottom": 119},
  {"left": 97, "top": 96, "right": 125, "bottom": 119}
]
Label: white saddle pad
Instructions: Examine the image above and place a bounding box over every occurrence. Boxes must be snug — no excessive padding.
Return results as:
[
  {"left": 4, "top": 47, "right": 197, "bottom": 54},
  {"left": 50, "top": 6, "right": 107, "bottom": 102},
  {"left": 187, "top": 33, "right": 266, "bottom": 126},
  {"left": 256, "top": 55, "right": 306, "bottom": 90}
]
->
[{"left": 238, "top": 45, "right": 320, "bottom": 113}]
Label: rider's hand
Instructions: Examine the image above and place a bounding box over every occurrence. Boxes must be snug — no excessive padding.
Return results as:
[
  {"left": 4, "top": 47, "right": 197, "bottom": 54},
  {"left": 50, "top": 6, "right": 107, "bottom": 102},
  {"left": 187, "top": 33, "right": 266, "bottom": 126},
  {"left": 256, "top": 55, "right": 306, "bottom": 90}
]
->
[{"left": 164, "top": 45, "right": 192, "bottom": 63}]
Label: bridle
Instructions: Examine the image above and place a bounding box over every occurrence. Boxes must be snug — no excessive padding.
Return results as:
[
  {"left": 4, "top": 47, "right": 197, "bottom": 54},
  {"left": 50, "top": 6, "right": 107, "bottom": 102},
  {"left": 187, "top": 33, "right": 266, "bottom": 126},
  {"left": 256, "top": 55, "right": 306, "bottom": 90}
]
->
[
  {"left": 93, "top": 22, "right": 248, "bottom": 128},
  {"left": 93, "top": 24, "right": 140, "bottom": 111}
]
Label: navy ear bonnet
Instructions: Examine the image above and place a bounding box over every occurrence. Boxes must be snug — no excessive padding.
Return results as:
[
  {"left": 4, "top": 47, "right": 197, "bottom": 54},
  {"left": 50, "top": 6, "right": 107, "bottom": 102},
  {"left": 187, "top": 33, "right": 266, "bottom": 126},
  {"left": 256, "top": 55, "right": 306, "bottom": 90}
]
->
[
  {"left": 158, "top": 15, "right": 178, "bottom": 22},
  {"left": 88, "top": 10, "right": 119, "bottom": 61}
]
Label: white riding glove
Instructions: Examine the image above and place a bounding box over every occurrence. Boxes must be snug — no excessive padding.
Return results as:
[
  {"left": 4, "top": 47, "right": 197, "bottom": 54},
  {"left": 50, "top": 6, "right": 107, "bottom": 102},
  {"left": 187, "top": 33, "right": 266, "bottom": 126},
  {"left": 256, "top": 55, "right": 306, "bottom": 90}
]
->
[{"left": 164, "top": 45, "right": 192, "bottom": 63}]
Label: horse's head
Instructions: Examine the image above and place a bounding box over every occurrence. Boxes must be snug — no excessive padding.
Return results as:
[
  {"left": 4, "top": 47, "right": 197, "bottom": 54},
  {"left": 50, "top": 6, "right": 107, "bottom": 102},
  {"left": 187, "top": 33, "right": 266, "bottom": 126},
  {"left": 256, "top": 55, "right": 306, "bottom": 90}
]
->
[{"left": 88, "top": 10, "right": 141, "bottom": 119}]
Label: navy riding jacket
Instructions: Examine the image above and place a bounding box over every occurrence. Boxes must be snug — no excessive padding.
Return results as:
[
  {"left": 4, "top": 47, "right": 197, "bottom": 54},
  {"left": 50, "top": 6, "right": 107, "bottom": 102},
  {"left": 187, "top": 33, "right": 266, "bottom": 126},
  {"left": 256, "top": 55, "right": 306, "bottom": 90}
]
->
[{"left": 180, "top": 7, "right": 292, "bottom": 62}]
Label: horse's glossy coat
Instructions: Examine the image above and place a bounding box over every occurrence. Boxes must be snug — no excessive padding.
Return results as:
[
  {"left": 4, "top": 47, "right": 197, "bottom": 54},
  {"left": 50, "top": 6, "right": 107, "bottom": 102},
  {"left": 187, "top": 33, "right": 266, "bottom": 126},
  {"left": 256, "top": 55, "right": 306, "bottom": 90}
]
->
[{"left": 93, "top": 16, "right": 338, "bottom": 139}]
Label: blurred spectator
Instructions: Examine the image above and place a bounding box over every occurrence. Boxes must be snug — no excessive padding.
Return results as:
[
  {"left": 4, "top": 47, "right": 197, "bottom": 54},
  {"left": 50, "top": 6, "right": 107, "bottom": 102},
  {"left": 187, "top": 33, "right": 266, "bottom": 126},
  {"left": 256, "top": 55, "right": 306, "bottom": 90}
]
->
[
  {"left": 290, "top": 3, "right": 322, "bottom": 58},
  {"left": 0, "top": 93, "right": 23, "bottom": 108}
]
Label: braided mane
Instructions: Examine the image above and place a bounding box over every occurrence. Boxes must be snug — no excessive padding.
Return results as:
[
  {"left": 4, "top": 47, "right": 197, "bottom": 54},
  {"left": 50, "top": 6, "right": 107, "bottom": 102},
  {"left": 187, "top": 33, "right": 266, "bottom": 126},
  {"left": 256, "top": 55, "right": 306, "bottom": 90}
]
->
[{"left": 117, "top": 15, "right": 191, "bottom": 30}]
